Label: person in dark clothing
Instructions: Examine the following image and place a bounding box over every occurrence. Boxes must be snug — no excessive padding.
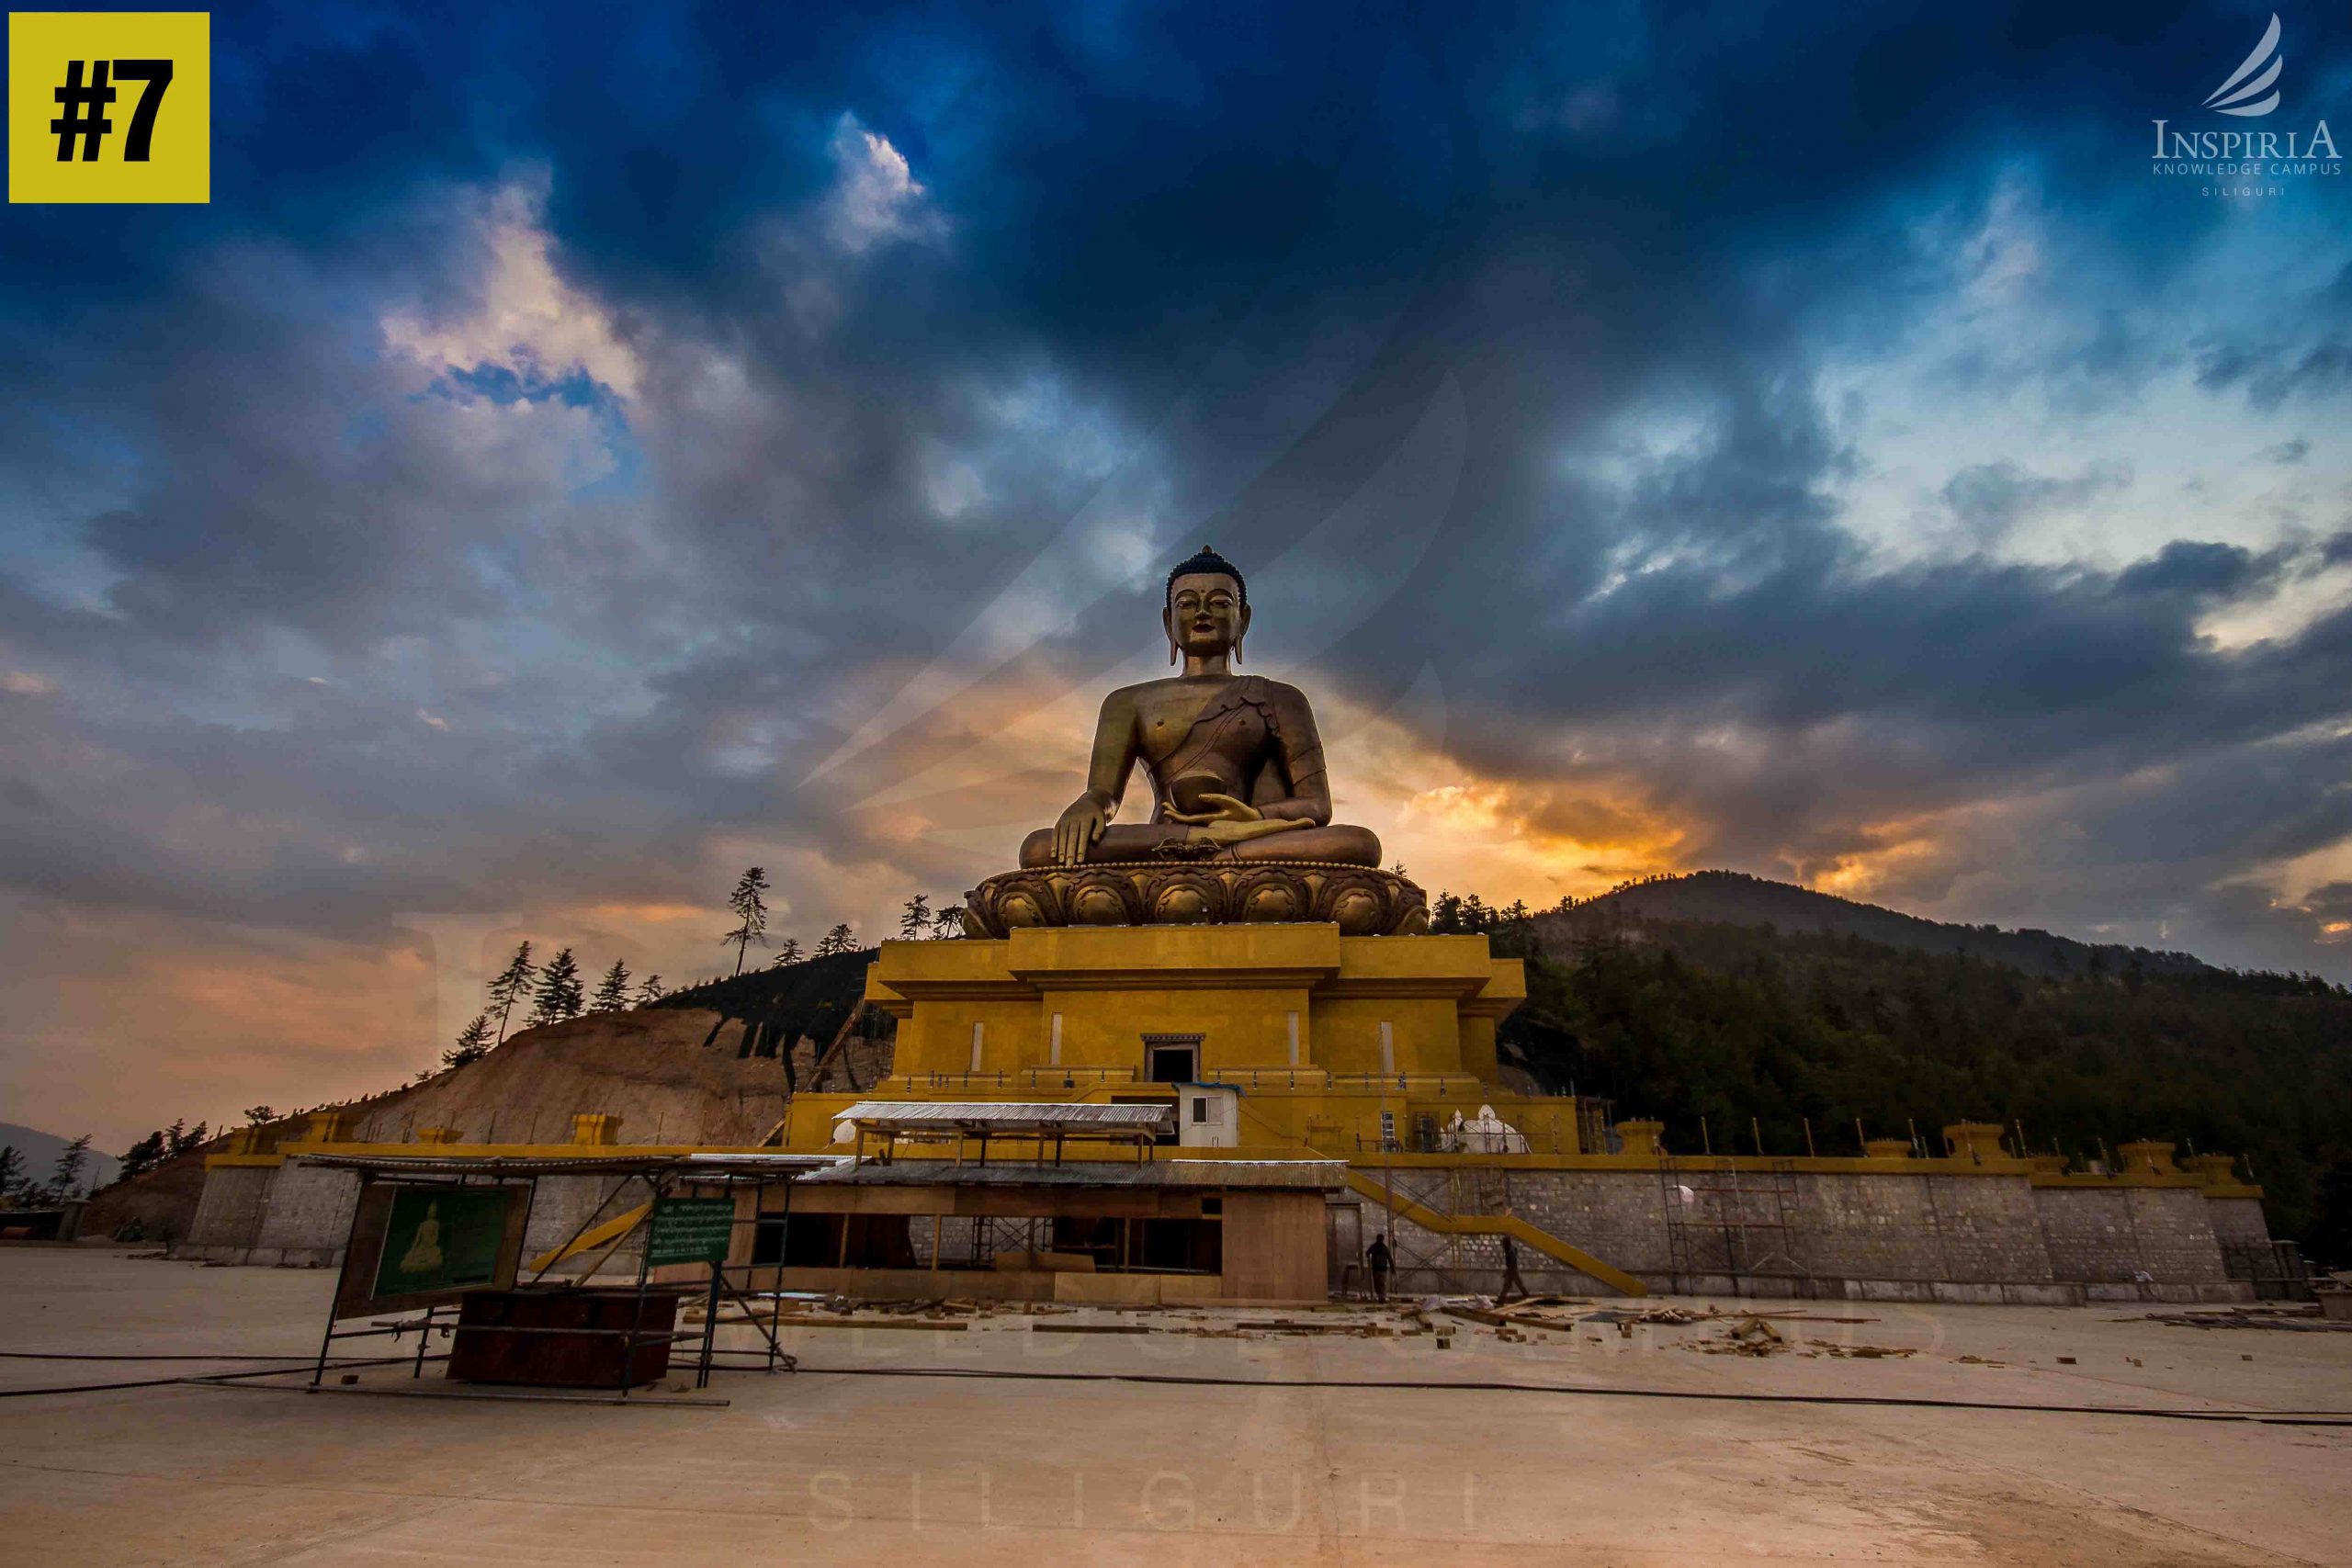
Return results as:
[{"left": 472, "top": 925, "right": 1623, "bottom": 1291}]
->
[
  {"left": 1365, "top": 1233, "right": 1394, "bottom": 1302},
  {"left": 1497, "top": 1233, "right": 1529, "bottom": 1303}
]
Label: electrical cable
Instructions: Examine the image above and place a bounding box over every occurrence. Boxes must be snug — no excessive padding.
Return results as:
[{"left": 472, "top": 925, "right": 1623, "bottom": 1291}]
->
[
  {"left": 0, "top": 1357, "right": 424, "bottom": 1400},
  {"left": 0, "top": 1349, "right": 325, "bottom": 1362},
  {"left": 7, "top": 1348, "right": 2339, "bottom": 1426},
  {"left": 790, "top": 1364, "right": 2352, "bottom": 1426}
]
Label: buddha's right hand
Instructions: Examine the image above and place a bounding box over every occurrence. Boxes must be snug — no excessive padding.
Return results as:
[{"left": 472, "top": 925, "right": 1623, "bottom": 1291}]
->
[{"left": 1052, "top": 795, "right": 1111, "bottom": 865}]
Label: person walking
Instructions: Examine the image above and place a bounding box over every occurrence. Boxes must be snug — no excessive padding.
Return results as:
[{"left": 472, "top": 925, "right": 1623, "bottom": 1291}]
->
[
  {"left": 1366, "top": 1233, "right": 1394, "bottom": 1302},
  {"left": 1497, "top": 1233, "right": 1529, "bottom": 1304}
]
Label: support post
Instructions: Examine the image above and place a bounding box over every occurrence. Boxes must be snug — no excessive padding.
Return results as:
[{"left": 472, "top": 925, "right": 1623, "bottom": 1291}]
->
[{"left": 621, "top": 1174, "right": 659, "bottom": 1401}]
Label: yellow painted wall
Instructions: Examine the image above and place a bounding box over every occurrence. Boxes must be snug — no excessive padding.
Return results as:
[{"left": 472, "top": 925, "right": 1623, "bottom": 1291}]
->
[{"left": 826, "top": 925, "right": 1555, "bottom": 1159}]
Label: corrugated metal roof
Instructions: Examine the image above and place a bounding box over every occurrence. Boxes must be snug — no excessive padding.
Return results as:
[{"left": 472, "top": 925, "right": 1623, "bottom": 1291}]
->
[
  {"left": 832, "top": 1100, "right": 1172, "bottom": 1129},
  {"left": 799, "top": 1158, "right": 1345, "bottom": 1190},
  {"left": 295, "top": 1153, "right": 841, "bottom": 1179}
]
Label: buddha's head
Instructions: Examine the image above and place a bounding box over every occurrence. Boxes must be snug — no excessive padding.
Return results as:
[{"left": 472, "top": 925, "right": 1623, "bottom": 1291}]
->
[{"left": 1163, "top": 545, "right": 1249, "bottom": 666}]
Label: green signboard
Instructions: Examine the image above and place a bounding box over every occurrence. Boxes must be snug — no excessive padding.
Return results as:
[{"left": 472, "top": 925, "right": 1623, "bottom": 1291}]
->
[
  {"left": 646, "top": 1197, "right": 735, "bottom": 1269},
  {"left": 372, "top": 1187, "right": 513, "bottom": 1299}
]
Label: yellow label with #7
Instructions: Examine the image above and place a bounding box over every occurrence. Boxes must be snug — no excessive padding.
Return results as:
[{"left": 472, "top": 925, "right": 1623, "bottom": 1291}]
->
[{"left": 10, "top": 12, "right": 209, "bottom": 203}]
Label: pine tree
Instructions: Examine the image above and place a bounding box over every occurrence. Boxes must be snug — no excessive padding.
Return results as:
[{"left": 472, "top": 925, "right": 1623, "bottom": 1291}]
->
[
  {"left": 530, "top": 948, "right": 585, "bottom": 1026},
  {"left": 931, "top": 904, "right": 965, "bottom": 939},
  {"left": 485, "top": 942, "right": 537, "bottom": 1043},
  {"left": 591, "top": 958, "right": 633, "bottom": 1012},
  {"left": 815, "top": 922, "right": 856, "bottom": 957},
  {"left": 899, "top": 894, "right": 932, "bottom": 940},
  {"left": 118, "top": 1132, "right": 166, "bottom": 1181},
  {"left": 242, "top": 1105, "right": 277, "bottom": 1125},
  {"left": 50, "top": 1134, "right": 93, "bottom": 1200},
  {"left": 164, "top": 1118, "right": 192, "bottom": 1156},
  {"left": 769, "top": 936, "right": 803, "bottom": 967},
  {"left": 443, "top": 1011, "right": 494, "bottom": 1068},
  {"left": 722, "top": 866, "right": 772, "bottom": 976},
  {"left": 634, "top": 974, "right": 665, "bottom": 1005},
  {"left": 0, "top": 1146, "right": 23, "bottom": 1200}
]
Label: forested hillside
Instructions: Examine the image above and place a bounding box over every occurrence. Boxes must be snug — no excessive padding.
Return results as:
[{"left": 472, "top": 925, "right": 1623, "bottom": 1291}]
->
[
  {"left": 1493, "top": 909, "right": 2352, "bottom": 1257},
  {"left": 1532, "top": 870, "right": 2211, "bottom": 979}
]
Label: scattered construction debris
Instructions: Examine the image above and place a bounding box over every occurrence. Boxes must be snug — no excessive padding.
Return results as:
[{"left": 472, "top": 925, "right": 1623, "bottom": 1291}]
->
[
  {"left": 1690, "top": 1314, "right": 1788, "bottom": 1356},
  {"left": 758, "top": 1315, "right": 968, "bottom": 1332},
  {"left": 681, "top": 1291, "right": 1939, "bottom": 1361},
  {"left": 1668, "top": 1311, "right": 1920, "bottom": 1360},
  {"left": 2142, "top": 1305, "right": 2352, "bottom": 1333}
]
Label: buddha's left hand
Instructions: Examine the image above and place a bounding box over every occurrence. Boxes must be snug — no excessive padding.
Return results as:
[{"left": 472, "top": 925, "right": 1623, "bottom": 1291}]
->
[{"left": 1167, "top": 792, "right": 1310, "bottom": 847}]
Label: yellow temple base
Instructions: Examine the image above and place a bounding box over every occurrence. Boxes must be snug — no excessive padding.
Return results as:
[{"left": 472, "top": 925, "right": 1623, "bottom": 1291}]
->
[{"left": 771, "top": 925, "right": 1583, "bottom": 1158}]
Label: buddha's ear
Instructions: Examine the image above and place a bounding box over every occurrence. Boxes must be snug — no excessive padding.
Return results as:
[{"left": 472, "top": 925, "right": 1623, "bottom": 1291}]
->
[
  {"left": 1234, "top": 603, "right": 1252, "bottom": 665},
  {"left": 1162, "top": 603, "right": 1179, "bottom": 665}
]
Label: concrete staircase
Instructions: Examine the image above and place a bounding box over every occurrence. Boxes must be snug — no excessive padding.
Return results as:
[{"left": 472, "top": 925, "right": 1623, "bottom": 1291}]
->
[
  {"left": 1221, "top": 1098, "right": 1646, "bottom": 1297},
  {"left": 1345, "top": 1169, "right": 1648, "bottom": 1298}
]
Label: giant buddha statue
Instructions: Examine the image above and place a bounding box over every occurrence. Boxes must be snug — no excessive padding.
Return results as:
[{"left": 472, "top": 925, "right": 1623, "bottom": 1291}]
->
[{"left": 963, "top": 547, "right": 1428, "bottom": 936}]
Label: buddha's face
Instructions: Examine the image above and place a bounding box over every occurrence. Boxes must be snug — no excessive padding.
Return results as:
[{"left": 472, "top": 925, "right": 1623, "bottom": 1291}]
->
[{"left": 1165, "top": 570, "right": 1249, "bottom": 661}]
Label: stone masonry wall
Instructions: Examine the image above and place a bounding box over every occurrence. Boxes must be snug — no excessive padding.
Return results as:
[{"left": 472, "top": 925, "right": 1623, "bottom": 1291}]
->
[
  {"left": 1361, "top": 1166, "right": 2240, "bottom": 1301},
  {"left": 1783, "top": 1172, "right": 2052, "bottom": 1284},
  {"left": 2033, "top": 1186, "right": 2228, "bottom": 1286},
  {"left": 185, "top": 1166, "right": 270, "bottom": 1252},
  {"left": 179, "top": 1163, "right": 662, "bottom": 1272},
  {"left": 2204, "top": 1195, "right": 2271, "bottom": 1246},
  {"left": 252, "top": 1163, "right": 362, "bottom": 1256}
]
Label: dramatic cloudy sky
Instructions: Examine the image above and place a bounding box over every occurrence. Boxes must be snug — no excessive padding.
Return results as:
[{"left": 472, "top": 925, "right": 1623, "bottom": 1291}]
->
[{"left": 6, "top": 2, "right": 2352, "bottom": 1143}]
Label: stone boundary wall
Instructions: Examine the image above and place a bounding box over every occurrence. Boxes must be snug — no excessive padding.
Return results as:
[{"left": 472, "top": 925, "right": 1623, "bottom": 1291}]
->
[
  {"left": 184, "top": 1166, "right": 271, "bottom": 1258},
  {"left": 2032, "top": 1185, "right": 2233, "bottom": 1299},
  {"left": 179, "top": 1152, "right": 2263, "bottom": 1305},
  {"left": 176, "top": 1165, "right": 661, "bottom": 1274},
  {"left": 1363, "top": 1166, "right": 2252, "bottom": 1304},
  {"left": 2204, "top": 1194, "right": 2272, "bottom": 1245}
]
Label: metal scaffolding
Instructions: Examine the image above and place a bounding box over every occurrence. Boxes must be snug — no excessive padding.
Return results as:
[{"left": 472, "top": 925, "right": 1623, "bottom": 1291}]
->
[{"left": 1658, "top": 1158, "right": 1808, "bottom": 1297}]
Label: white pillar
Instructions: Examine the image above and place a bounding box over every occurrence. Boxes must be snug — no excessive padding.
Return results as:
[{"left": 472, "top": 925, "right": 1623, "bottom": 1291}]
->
[
  {"left": 1285, "top": 1010, "right": 1301, "bottom": 1067},
  {"left": 1378, "top": 1020, "right": 1395, "bottom": 1077},
  {"left": 1050, "top": 1012, "right": 1063, "bottom": 1066},
  {"left": 970, "top": 1021, "right": 985, "bottom": 1074}
]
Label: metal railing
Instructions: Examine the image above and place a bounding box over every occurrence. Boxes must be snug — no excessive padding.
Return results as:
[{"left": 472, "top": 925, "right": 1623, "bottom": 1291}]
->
[
  {"left": 902, "top": 1071, "right": 1016, "bottom": 1089},
  {"left": 1342, "top": 1113, "right": 1575, "bottom": 1156},
  {"left": 898, "top": 1068, "right": 1142, "bottom": 1091},
  {"left": 1014, "top": 1066, "right": 1138, "bottom": 1088},
  {"left": 1200, "top": 1067, "right": 1327, "bottom": 1090},
  {"left": 1321, "top": 1072, "right": 1487, "bottom": 1092}
]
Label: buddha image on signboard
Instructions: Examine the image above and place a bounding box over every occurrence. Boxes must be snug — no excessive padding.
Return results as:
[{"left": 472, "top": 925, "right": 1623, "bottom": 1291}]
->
[{"left": 397, "top": 1201, "right": 444, "bottom": 1275}]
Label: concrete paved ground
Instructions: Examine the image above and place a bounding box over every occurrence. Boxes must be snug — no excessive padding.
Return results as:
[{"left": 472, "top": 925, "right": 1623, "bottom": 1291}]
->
[{"left": 1, "top": 1247, "right": 2346, "bottom": 1566}]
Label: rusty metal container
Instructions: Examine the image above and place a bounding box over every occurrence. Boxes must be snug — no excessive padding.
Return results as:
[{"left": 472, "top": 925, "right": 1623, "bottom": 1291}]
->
[{"left": 447, "top": 1287, "right": 686, "bottom": 1387}]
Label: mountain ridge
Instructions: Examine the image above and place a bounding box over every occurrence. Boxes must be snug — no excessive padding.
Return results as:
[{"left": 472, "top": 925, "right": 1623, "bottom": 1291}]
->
[
  {"left": 1535, "top": 871, "right": 2216, "bottom": 981},
  {"left": 0, "top": 1121, "right": 119, "bottom": 1194}
]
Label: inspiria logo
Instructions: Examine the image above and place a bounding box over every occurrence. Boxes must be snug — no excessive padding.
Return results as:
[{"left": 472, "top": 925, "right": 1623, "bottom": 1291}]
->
[
  {"left": 2151, "top": 13, "right": 2340, "bottom": 194},
  {"left": 2204, "top": 11, "right": 2282, "bottom": 116}
]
